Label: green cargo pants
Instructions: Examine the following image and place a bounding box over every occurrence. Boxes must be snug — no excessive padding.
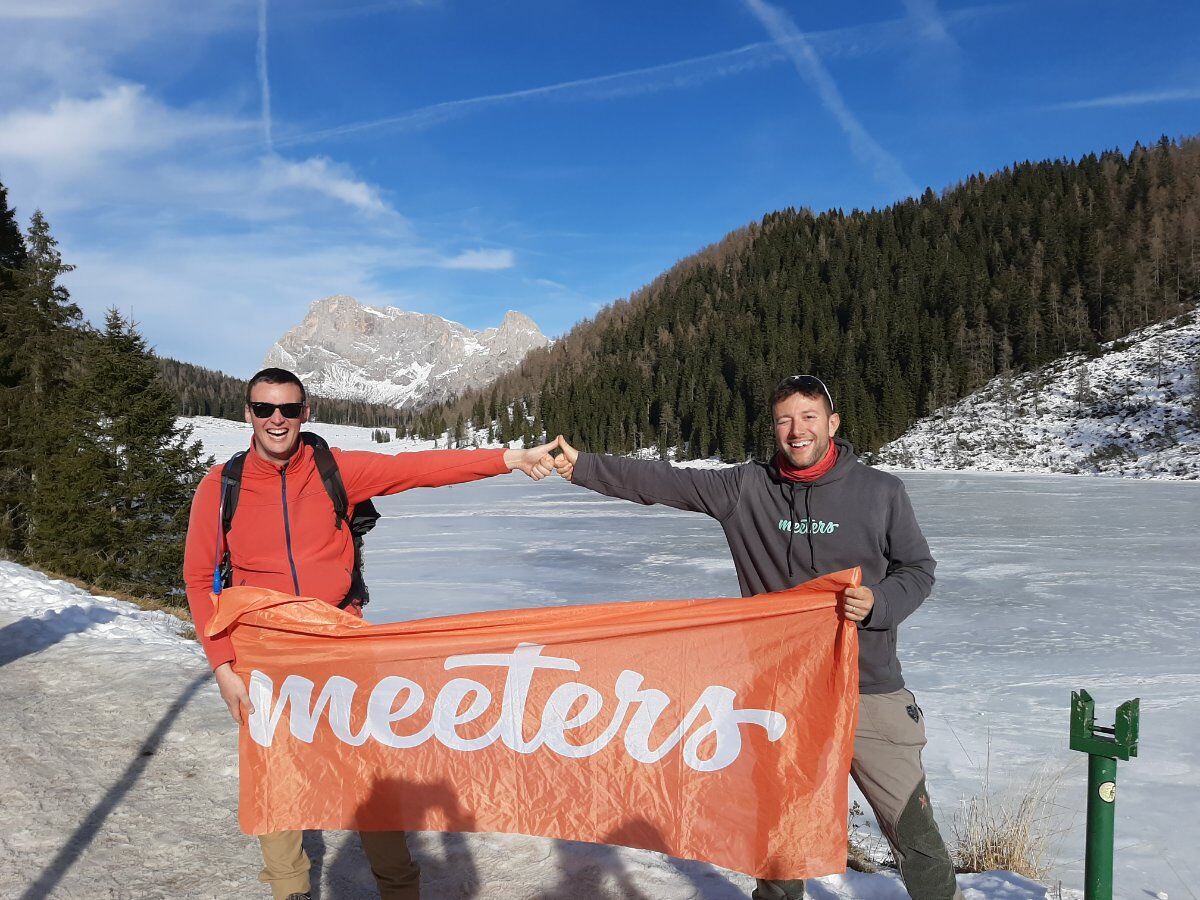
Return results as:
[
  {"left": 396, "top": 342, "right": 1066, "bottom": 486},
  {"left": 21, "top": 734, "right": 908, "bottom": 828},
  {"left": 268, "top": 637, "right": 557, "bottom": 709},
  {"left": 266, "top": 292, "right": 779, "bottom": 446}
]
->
[{"left": 753, "top": 689, "right": 963, "bottom": 900}]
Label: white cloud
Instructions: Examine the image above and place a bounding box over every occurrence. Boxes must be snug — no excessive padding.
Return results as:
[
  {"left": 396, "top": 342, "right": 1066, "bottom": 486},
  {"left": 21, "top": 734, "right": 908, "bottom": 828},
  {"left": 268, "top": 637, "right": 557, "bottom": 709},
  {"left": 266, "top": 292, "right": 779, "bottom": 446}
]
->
[
  {"left": 439, "top": 248, "right": 516, "bottom": 270},
  {"left": 0, "top": 85, "right": 249, "bottom": 173},
  {"left": 0, "top": 0, "right": 129, "bottom": 19},
  {"left": 261, "top": 155, "right": 391, "bottom": 215}
]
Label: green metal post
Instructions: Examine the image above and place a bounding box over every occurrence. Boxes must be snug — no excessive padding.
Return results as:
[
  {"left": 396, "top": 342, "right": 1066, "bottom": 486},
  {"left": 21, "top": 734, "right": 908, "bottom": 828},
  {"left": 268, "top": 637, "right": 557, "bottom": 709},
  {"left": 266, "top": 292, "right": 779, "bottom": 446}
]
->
[
  {"left": 1069, "top": 689, "right": 1139, "bottom": 900},
  {"left": 1084, "top": 753, "right": 1117, "bottom": 898}
]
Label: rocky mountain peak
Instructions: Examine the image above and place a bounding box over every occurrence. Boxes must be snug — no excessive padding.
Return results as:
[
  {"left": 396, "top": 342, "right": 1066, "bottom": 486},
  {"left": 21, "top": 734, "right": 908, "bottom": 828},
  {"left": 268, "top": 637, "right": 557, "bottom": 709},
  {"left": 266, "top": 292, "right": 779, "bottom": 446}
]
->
[{"left": 262, "top": 296, "right": 549, "bottom": 408}]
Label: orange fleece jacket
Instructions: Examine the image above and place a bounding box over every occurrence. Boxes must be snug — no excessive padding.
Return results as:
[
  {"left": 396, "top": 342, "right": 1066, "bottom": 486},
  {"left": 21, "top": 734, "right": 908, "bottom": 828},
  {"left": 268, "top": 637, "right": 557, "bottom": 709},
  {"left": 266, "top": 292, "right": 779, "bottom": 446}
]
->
[{"left": 184, "top": 440, "right": 509, "bottom": 669}]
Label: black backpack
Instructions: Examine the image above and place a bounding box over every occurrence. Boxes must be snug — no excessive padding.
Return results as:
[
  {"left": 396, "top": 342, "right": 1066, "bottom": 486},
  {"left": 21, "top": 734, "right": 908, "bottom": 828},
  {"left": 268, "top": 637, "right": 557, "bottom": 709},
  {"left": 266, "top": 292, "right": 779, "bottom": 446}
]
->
[{"left": 216, "top": 432, "right": 380, "bottom": 608}]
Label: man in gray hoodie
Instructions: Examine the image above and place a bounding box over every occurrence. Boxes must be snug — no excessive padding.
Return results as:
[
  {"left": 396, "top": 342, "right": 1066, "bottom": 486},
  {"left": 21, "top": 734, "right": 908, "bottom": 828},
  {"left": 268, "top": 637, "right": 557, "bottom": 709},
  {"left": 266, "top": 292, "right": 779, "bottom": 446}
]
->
[{"left": 553, "top": 375, "right": 962, "bottom": 900}]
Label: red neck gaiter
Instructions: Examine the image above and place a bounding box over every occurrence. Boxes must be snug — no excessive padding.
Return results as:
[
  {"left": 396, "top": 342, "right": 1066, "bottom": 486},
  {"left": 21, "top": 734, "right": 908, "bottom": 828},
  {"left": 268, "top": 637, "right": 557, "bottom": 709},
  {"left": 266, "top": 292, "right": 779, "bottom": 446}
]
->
[{"left": 775, "top": 441, "right": 838, "bottom": 483}]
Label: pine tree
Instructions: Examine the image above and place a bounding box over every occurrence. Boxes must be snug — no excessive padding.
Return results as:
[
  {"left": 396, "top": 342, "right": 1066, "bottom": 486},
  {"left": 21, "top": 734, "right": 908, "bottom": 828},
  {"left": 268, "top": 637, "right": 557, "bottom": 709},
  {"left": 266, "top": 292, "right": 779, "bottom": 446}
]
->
[
  {"left": 1073, "top": 365, "right": 1095, "bottom": 415},
  {"left": 0, "top": 181, "right": 25, "bottom": 283},
  {"left": 0, "top": 210, "right": 82, "bottom": 554},
  {"left": 26, "top": 309, "right": 208, "bottom": 599},
  {"left": 0, "top": 182, "right": 28, "bottom": 550},
  {"left": 1192, "top": 355, "right": 1200, "bottom": 427}
]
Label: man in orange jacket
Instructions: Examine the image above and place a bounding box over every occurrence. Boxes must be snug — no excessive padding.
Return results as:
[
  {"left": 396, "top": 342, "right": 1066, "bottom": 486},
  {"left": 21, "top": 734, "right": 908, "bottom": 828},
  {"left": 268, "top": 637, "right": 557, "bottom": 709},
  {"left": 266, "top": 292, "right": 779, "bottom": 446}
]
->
[{"left": 184, "top": 367, "right": 559, "bottom": 900}]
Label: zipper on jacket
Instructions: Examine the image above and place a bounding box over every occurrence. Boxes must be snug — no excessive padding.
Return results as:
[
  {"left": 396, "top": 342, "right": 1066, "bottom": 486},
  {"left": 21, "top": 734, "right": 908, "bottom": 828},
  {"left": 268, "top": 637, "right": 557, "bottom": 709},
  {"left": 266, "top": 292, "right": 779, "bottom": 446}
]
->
[{"left": 279, "top": 466, "right": 301, "bottom": 595}]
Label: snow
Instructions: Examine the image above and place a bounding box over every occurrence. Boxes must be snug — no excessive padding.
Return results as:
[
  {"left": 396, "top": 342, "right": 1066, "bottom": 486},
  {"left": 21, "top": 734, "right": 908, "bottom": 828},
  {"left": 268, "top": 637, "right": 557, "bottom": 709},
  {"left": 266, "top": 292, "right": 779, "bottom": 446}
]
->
[
  {"left": 877, "top": 308, "right": 1200, "bottom": 479},
  {"left": 6, "top": 410, "right": 1196, "bottom": 896}
]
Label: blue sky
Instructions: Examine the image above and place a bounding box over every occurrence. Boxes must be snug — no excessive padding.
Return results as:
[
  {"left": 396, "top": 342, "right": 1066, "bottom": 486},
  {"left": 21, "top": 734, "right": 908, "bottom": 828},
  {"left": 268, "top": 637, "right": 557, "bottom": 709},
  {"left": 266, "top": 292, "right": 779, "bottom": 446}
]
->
[{"left": 1, "top": 0, "right": 1197, "bottom": 376}]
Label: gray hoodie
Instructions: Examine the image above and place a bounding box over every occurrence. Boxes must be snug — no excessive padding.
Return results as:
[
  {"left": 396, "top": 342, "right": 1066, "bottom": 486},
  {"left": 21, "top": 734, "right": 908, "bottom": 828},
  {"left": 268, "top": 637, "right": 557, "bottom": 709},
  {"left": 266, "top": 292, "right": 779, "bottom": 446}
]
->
[{"left": 571, "top": 438, "right": 935, "bottom": 694}]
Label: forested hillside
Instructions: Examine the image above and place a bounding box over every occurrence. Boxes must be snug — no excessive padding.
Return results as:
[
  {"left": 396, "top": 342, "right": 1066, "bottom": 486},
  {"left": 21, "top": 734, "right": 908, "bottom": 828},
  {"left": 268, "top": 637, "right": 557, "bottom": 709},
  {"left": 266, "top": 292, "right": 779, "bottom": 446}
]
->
[{"left": 416, "top": 137, "right": 1200, "bottom": 459}]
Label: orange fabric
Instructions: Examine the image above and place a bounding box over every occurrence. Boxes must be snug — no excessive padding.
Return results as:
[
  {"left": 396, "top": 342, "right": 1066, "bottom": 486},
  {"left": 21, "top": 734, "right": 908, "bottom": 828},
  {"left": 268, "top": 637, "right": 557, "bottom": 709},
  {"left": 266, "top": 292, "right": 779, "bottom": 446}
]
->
[
  {"left": 208, "top": 568, "right": 861, "bottom": 880},
  {"left": 183, "top": 443, "right": 509, "bottom": 669}
]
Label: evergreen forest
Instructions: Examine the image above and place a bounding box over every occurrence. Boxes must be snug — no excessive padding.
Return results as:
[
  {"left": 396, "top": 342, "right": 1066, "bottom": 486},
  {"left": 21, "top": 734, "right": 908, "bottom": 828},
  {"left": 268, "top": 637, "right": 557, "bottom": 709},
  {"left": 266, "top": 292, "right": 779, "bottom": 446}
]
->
[
  {"left": 416, "top": 137, "right": 1200, "bottom": 460},
  {"left": 0, "top": 182, "right": 208, "bottom": 604}
]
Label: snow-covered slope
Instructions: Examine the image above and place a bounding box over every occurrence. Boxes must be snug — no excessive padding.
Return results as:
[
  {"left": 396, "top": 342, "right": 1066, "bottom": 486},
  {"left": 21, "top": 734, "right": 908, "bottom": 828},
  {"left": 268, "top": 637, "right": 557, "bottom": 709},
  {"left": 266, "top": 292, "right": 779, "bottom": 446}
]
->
[
  {"left": 262, "top": 295, "right": 549, "bottom": 408},
  {"left": 877, "top": 307, "right": 1200, "bottom": 479}
]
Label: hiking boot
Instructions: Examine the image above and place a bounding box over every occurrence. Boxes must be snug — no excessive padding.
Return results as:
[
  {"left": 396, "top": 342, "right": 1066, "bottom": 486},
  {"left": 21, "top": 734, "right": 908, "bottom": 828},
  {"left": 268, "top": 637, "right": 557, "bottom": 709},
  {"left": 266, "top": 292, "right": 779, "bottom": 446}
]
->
[{"left": 284, "top": 894, "right": 311, "bottom": 900}]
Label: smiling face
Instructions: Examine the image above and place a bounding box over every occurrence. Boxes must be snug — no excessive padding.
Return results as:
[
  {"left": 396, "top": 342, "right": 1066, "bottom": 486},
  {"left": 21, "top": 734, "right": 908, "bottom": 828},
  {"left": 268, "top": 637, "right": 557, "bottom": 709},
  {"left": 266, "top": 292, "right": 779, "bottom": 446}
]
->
[
  {"left": 772, "top": 391, "right": 840, "bottom": 469},
  {"left": 245, "top": 381, "right": 309, "bottom": 465}
]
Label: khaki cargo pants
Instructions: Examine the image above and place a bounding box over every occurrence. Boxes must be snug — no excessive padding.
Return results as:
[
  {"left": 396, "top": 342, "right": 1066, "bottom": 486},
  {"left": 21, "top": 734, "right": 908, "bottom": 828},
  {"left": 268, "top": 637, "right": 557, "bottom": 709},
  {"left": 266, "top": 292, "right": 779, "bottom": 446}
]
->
[
  {"left": 258, "top": 829, "right": 419, "bottom": 900},
  {"left": 754, "top": 689, "right": 964, "bottom": 900}
]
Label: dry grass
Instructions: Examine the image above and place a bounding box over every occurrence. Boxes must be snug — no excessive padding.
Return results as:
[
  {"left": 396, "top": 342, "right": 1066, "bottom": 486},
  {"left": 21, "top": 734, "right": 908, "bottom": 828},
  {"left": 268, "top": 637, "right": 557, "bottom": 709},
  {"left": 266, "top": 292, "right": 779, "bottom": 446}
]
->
[
  {"left": 846, "top": 800, "right": 886, "bottom": 873},
  {"left": 951, "top": 766, "right": 1067, "bottom": 880}
]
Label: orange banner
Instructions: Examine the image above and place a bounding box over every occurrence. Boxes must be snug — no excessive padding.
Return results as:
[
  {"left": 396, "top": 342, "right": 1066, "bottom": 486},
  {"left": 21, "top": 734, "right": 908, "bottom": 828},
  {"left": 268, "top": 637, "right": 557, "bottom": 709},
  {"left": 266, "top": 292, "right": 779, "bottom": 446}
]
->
[{"left": 207, "top": 568, "right": 860, "bottom": 880}]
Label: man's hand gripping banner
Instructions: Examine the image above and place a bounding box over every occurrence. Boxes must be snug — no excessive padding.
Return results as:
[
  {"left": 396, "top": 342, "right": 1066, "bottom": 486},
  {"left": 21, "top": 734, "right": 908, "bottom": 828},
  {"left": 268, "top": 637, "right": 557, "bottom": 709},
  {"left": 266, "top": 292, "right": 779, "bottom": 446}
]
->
[{"left": 206, "top": 568, "right": 861, "bottom": 880}]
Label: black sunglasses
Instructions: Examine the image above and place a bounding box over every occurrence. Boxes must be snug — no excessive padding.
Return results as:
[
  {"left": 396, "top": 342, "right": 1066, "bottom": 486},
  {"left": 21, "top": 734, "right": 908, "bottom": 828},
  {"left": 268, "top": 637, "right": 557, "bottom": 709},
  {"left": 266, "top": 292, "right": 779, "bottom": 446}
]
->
[
  {"left": 248, "top": 401, "right": 306, "bottom": 419},
  {"left": 782, "top": 375, "right": 835, "bottom": 411}
]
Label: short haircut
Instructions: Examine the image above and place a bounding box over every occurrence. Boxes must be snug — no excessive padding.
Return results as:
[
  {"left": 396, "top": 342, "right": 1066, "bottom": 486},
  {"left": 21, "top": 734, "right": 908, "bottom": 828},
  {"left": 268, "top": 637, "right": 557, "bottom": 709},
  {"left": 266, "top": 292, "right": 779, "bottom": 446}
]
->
[
  {"left": 771, "top": 375, "right": 834, "bottom": 415},
  {"left": 246, "top": 367, "right": 307, "bottom": 405}
]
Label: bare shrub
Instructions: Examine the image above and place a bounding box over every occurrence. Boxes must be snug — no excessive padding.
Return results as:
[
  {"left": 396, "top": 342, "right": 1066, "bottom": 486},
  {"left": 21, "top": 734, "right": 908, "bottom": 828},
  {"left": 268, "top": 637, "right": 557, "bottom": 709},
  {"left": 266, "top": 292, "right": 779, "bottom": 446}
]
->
[{"left": 952, "top": 766, "right": 1067, "bottom": 880}]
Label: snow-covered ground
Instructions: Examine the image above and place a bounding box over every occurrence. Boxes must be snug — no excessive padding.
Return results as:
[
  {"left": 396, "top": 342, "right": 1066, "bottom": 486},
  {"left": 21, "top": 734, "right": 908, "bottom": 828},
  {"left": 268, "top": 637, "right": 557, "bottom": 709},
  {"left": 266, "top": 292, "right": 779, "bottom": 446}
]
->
[
  {"left": 4, "top": 411, "right": 1197, "bottom": 898},
  {"left": 877, "top": 307, "right": 1200, "bottom": 479},
  {"left": 182, "top": 415, "right": 442, "bottom": 463}
]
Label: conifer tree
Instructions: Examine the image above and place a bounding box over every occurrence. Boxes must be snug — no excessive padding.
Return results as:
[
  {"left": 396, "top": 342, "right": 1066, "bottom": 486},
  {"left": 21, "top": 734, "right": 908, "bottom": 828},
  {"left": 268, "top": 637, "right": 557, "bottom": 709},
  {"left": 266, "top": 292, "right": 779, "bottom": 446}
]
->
[
  {"left": 1192, "top": 355, "right": 1200, "bottom": 427},
  {"left": 0, "top": 181, "right": 27, "bottom": 547},
  {"left": 27, "top": 309, "right": 208, "bottom": 599},
  {"left": 0, "top": 181, "right": 25, "bottom": 283},
  {"left": 0, "top": 210, "right": 82, "bottom": 554}
]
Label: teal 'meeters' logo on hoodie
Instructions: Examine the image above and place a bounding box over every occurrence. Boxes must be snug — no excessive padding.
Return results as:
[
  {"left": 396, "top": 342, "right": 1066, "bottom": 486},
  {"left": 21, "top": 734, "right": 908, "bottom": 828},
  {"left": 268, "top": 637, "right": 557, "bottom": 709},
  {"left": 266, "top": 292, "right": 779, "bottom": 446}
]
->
[{"left": 778, "top": 517, "right": 840, "bottom": 535}]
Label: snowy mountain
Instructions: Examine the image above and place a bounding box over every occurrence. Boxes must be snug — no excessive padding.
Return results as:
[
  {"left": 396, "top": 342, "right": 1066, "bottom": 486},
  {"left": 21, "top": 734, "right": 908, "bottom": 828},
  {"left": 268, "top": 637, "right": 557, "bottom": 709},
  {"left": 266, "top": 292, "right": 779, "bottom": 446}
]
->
[
  {"left": 262, "top": 295, "right": 549, "bottom": 408},
  {"left": 876, "top": 306, "right": 1200, "bottom": 479}
]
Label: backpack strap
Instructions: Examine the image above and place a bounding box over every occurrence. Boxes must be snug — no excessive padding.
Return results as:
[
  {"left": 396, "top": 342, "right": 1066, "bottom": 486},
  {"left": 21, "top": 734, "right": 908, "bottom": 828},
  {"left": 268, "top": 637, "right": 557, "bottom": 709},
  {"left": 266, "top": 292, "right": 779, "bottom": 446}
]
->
[
  {"left": 212, "top": 450, "right": 248, "bottom": 594},
  {"left": 300, "top": 434, "right": 381, "bottom": 609},
  {"left": 220, "top": 451, "right": 248, "bottom": 534},
  {"left": 301, "top": 432, "right": 349, "bottom": 528}
]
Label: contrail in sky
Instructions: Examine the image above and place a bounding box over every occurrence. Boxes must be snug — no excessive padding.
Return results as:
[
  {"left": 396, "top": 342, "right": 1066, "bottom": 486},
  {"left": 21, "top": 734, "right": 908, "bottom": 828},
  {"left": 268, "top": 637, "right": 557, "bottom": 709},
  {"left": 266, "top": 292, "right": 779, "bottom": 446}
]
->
[
  {"left": 257, "top": 0, "right": 273, "bottom": 151},
  {"left": 271, "top": 40, "right": 781, "bottom": 148},
  {"left": 1049, "top": 86, "right": 1200, "bottom": 110},
  {"left": 266, "top": 5, "right": 996, "bottom": 158},
  {"left": 740, "top": 0, "right": 919, "bottom": 198}
]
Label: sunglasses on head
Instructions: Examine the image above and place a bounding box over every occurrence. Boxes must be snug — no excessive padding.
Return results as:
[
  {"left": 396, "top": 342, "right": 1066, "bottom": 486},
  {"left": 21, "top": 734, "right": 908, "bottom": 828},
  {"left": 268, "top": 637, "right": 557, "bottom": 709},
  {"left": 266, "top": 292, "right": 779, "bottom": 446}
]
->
[
  {"left": 249, "top": 401, "right": 306, "bottom": 419},
  {"left": 782, "top": 375, "right": 835, "bottom": 411}
]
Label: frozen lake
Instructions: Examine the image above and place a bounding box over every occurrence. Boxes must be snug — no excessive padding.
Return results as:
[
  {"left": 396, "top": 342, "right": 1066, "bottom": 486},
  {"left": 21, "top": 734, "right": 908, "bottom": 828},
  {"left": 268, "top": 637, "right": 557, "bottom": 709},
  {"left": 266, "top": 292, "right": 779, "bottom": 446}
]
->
[{"left": 363, "top": 468, "right": 1200, "bottom": 898}]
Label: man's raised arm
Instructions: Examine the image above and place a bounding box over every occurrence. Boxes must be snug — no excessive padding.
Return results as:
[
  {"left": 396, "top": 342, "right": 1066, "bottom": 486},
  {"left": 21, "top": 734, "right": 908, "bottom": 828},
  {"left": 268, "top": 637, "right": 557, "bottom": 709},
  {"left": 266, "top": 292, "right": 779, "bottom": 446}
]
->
[
  {"left": 554, "top": 436, "right": 743, "bottom": 521},
  {"left": 337, "top": 439, "right": 560, "bottom": 503}
]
